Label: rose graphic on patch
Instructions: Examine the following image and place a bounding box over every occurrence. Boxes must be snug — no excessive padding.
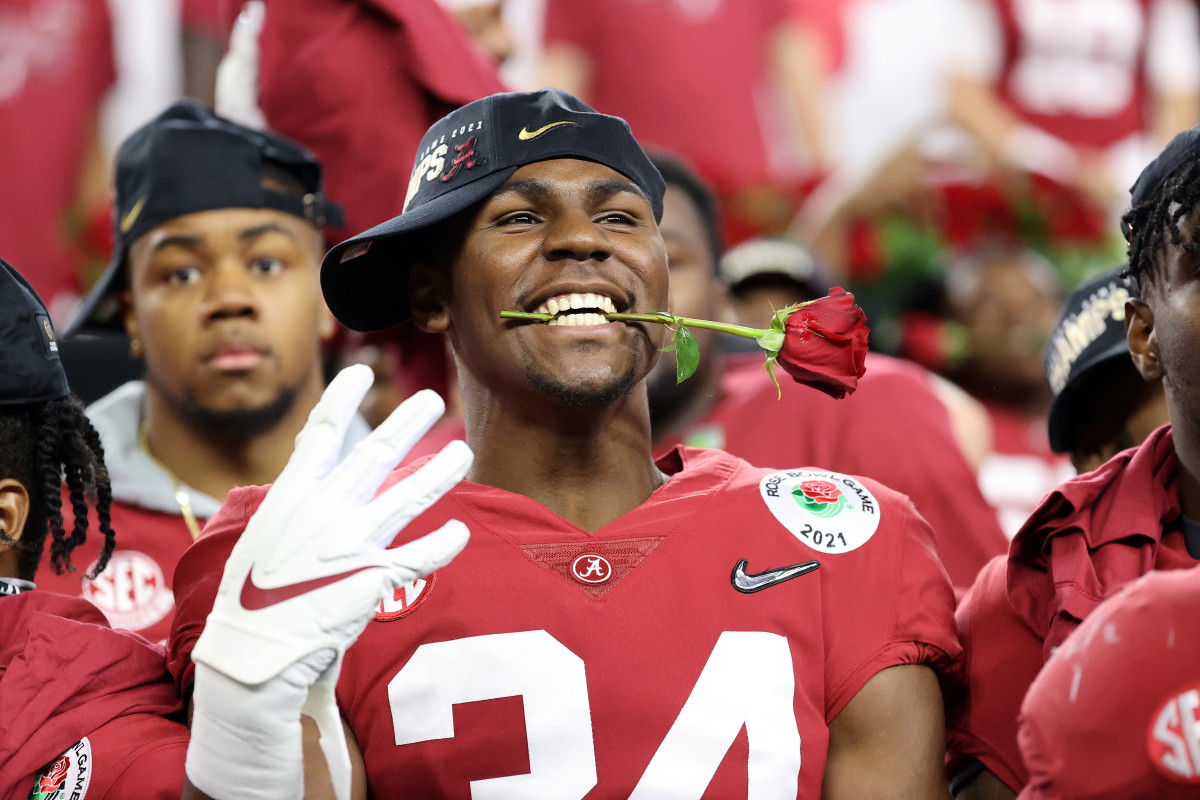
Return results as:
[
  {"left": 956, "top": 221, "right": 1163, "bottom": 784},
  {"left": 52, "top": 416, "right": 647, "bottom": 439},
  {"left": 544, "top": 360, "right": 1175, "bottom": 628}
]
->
[
  {"left": 792, "top": 480, "right": 849, "bottom": 518},
  {"left": 30, "top": 756, "right": 69, "bottom": 799}
]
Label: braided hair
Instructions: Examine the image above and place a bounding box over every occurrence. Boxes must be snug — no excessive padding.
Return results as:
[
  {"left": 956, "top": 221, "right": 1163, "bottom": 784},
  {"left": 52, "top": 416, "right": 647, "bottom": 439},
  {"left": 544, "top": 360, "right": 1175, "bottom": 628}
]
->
[
  {"left": 1122, "top": 158, "right": 1200, "bottom": 289},
  {"left": 0, "top": 395, "right": 115, "bottom": 582}
]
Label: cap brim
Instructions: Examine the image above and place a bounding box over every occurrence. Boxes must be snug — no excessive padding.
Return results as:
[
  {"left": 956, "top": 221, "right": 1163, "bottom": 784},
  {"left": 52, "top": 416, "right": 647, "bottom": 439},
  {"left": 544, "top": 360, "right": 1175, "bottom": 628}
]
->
[
  {"left": 1046, "top": 339, "right": 1133, "bottom": 453},
  {"left": 64, "top": 248, "right": 128, "bottom": 337},
  {"left": 321, "top": 168, "right": 516, "bottom": 332}
]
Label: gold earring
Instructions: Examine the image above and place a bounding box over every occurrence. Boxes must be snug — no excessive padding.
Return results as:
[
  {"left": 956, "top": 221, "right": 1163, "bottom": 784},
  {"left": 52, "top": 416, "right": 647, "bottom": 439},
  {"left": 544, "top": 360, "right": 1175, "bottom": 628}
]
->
[{"left": 130, "top": 338, "right": 142, "bottom": 357}]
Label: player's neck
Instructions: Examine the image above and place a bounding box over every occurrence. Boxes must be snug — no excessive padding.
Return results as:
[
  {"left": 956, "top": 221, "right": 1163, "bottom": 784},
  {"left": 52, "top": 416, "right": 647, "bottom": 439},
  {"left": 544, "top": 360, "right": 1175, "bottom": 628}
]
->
[
  {"left": 140, "top": 373, "right": 326, "bottom": 503},
  {"left": 462, "top": 381, "right": 663, "bottom": 533},
  {"left": 649, "top": 357, "right": 723, "bottom": 442}
]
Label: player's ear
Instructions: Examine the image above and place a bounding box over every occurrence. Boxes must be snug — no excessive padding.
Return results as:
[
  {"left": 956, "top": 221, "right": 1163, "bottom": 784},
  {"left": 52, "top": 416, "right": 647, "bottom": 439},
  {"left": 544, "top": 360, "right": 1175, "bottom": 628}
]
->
[
  {"left": 409, "top": 262, "right": 451, "bottom": 334},
  {"left": 0, "top": 478, "right": 31, "bottom": 546},
  {"left": 1126, "top": 298, "right": 1162, "bottom": 382}
]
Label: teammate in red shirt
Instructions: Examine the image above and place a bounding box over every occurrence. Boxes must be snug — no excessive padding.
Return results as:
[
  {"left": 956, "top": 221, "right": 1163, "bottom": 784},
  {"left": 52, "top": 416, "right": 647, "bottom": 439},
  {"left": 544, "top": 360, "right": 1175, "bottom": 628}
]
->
[
  {"left": 0, "top": 257, "right": 188, "bottom": 800},
  {"left": 1017, "top": 566, "right": 1200, "bottom": 799},
  {"left": 175, "top": 89, "right": 960, "bottom": 799},
  {"left": 38, "top": 102, "right": 368, "bottom": 644},
  {"left": 948, "top": 125, "right": 1200, "bottom": 799}
]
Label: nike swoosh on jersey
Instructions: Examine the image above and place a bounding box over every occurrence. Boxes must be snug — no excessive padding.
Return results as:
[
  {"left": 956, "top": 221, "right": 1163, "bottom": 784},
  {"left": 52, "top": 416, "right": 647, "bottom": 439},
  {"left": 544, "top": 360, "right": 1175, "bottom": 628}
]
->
[
  {"left": 517, "top": 121, "right": 580, "bottom": 141},
  {"left": 731, "top": 558, "right": 820, "bottom": 594},
  {"left": 239, "top": 565, "right": 375, "bottom": 610}
]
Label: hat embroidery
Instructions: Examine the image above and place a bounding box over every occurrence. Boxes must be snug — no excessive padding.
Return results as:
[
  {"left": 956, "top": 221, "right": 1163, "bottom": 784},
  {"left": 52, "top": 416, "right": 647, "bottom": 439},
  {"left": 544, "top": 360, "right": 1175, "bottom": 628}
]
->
[
  {"left": 440, "top": 137, "right": 485, "bottom": 183},
  {"left": 119, "top": 194, "right": 148, "bottom": 234},
  {"left": 518, "top": 121, "right": 581, "bottom": 141},
  {"left": 41, "top": 317, "right": 57, "bottom": 353}
]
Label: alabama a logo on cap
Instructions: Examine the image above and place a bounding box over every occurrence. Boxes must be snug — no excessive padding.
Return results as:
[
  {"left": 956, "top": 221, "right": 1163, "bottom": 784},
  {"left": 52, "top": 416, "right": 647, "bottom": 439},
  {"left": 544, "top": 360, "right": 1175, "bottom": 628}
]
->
[{"left": 760, "top": 469, "right": 880, "bottom": 554}]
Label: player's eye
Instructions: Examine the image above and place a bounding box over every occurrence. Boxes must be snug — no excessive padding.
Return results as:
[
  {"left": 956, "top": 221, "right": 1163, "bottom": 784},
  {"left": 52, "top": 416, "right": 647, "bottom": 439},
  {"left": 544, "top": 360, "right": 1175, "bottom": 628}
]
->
[
  {"left": 164, "top": 266, "right": 202, "bottom": 286},
  {"left": 498, "top": 211, "right": 540, "bottom": 226},
  {"left": 596, "top": 211, "right": 637, "bottom": 225},
  {"left": 250, "top": 257, "right": 286, "bottom": 275}
]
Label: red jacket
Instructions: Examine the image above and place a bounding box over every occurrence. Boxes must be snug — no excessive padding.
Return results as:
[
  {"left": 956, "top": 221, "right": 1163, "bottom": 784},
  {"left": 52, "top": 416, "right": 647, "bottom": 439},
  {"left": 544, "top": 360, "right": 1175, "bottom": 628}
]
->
[
  {"left": 948, "top": 425, "right": 1195, "bottom": 792},
  {"left": 0, "top": 591, "right": 187, "bottom": 799}
]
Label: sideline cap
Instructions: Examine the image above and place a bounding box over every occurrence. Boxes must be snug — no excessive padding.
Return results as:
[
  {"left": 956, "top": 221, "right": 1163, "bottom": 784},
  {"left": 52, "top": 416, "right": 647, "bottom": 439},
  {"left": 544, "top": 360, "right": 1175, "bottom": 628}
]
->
[
  {"left": 69, "top": 100, "right": 344, "bottom": 335},
  {"left": 1123, "top": 124, "right": 1200, "bottom": 240},
  {"left": 0, "top": 257, "right": 70, "bottom": 405},
  {"left": 1043, "top": 266, "right": 1135, "bottom": 453},
  {"left": 321, "top": 88, "right": 666, "bottom": 332}
]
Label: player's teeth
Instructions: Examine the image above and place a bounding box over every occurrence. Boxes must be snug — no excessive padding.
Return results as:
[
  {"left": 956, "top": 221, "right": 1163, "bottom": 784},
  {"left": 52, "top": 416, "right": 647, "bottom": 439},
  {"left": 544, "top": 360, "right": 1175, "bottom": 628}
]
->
[
  {"left": 570, "top": 293, "right": 585, "bottom": 309},
  {"left": 584, "top": 293, "right": 598, "bottom": 308},
  {"left": 547, "top": 298, "right": 560, "bottom": 314},
  {"left": 547, "top": 316, "right": 559, "bottom": 326},
  {"left": 602, "top": 296, "right": 616, "bottom": 313}
]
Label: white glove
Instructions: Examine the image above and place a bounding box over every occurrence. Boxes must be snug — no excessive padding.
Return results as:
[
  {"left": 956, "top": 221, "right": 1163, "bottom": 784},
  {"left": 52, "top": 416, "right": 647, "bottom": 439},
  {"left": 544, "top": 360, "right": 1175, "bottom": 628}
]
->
[
  {"left": 215, "top": 0, "right": 267, "bottom": 130},
  {"left": 187, "top": 365, "right": 473, "bottom": 800}
]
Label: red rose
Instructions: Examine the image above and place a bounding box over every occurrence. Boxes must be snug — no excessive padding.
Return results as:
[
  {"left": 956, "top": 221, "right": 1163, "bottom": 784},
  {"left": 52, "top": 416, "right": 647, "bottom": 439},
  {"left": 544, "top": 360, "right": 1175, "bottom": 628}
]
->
[
  {"left": 38, "top": 756, "right": 70, "bottom": 792},
  {"left": 798, "top": 480, "right": 841, "bottom": 504},
  {"left": 771, "top": 288, "right": 869, "bottom": 399}
]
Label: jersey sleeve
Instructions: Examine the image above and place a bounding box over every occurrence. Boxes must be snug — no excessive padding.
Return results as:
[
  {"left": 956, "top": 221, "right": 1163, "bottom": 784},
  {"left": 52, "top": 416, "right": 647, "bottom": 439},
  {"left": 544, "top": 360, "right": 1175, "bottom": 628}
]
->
[
  {"left": 821, "top": 481, "right": 962, "bottom": 722},
  {"left": 90, "top": 714, "right": 189, "bottom": 799},
  {"left": 946, "top": 555, "right": 1043, "bottom": 793},
  {"left": 166, "top": 485, "right": 270, "bottom": 694}
]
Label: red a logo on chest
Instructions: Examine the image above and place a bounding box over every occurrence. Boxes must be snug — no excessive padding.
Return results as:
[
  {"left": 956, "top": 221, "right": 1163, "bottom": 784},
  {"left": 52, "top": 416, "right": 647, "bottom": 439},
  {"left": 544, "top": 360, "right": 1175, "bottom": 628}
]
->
[{"left": 517, "top": 536, "right": 665, "bottom": 598}]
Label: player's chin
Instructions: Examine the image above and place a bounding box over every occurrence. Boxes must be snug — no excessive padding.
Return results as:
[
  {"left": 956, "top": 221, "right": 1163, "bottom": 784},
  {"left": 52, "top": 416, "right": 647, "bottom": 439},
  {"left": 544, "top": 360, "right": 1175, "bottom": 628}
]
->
[{"left": 525, "top": 359, "right": 643, "bottom": 409}]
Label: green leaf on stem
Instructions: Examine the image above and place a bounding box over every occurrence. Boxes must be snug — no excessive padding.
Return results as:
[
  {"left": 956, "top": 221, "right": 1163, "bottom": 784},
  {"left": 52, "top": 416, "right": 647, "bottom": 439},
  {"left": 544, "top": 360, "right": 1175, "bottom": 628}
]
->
[
  {"left": 674, "top": 325, "right": 700, "bottom": 384},
  {"left": 764, "top": 353, "right": 783, "bottom": 400}
]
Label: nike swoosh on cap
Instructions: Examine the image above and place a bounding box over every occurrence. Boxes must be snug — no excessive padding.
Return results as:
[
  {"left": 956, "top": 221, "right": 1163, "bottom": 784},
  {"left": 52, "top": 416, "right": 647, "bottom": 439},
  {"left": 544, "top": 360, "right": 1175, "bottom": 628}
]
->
[
  {"left": 731, "top": 558, "right": 820, "bottom": 594},
  {"left": 517, "top": 121, "right": 581, "bottom": 141},
  {"left": 119, "top": 195, "right": 148, "bottom": 234},
  {"left": 240, "top": 565, "right": 376, "bottom": 611}
]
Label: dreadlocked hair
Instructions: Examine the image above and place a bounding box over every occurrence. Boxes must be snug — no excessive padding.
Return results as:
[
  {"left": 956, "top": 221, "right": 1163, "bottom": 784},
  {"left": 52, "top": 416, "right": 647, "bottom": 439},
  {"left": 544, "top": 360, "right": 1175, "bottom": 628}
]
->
[
  {"left": 0, "top": 396, "right": 115, "bottom": 582},
  {"left": 1122, "top": 158, "right": 1200, "bottom": 289}
]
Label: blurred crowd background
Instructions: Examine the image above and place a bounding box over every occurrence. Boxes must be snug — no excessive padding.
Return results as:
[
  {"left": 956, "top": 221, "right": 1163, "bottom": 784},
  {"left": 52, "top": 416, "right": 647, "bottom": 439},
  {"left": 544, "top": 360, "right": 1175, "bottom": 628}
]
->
[{"left": 4, "top": 0, "right": 1198, "bottom": 540}]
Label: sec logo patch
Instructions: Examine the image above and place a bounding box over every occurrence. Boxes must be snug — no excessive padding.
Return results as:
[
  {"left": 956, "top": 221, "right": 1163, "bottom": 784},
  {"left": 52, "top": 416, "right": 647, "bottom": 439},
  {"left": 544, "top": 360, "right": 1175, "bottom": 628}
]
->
[
  {"left": 1148, "top": 683, "right": 1200, "bottom": 783},
  {"left": 760, "top": 470, "right": 880, "bottom": 554}
]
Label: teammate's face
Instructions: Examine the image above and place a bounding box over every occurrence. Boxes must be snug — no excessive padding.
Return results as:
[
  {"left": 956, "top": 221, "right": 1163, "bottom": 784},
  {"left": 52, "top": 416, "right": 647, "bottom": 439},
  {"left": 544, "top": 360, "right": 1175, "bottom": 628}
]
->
[
  {"left": 646, "top": 185, "right": 722, "bottom": 412},
  {"left": 1129, "top": 221, "right": 1200, "bottom": 440},
  {"left": 124, "top": 208, "right": 334, "bottom": 433},
  {"left": 418, "top": 158, "right": 669, "bottom": 407}
]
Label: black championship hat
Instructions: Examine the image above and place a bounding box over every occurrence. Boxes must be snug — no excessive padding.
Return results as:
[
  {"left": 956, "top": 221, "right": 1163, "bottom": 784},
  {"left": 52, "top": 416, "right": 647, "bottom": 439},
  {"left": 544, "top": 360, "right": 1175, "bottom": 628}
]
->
[
  {"left": 321, "top": 88, "right": 666, "bottom": 332},
  {"left": 69, "top": 100, "right": 344, "bottom": 335},
  {"left": 1044, "top": 266, "right": 1136, "bottom": 453},
  {"left": 0, "top": 258, "right": 70, "bottom": 405},
  {"left": 1123, "top": 124, "right": 1200, "bottom": 240}
]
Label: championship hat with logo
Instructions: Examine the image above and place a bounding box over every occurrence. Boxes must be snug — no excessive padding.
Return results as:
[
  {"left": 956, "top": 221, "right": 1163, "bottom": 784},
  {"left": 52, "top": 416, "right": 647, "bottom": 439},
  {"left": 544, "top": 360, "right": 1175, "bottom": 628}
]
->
[
  {"left": 1043, "top": 266, "right": 1136, "bottom": 453},
  {"left": 321, "top": 88, "right": 666, "bottom": 332},
  {"left": 68, "top": 100, "right": 344, "bottom": 335},
  {"left": 0, "top": 257, "right": 70, "bottom": 405}
]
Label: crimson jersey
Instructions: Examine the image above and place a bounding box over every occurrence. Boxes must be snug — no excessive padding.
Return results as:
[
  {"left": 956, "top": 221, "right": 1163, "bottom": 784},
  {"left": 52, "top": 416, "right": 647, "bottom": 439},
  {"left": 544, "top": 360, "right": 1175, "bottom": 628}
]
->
[
  {"left": 170, "top": 447, "right": 959, "bottom": 797},
  {"left": 991, "top": 0, "right": 1153, "bottom": 148},
  {"left": 948, "top": 426, "right": 1195, "bottom": 793},
  {"left": 1018, "top": 566, "right": 1200, "bottom": 799},
  {"left": 35, "top": 494, "right": 204, "bottom": 644},
  {"left": 0, "top": 592, "right": 187, "bottom": 799}
]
